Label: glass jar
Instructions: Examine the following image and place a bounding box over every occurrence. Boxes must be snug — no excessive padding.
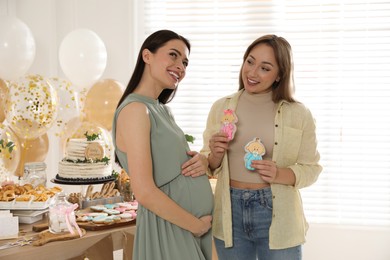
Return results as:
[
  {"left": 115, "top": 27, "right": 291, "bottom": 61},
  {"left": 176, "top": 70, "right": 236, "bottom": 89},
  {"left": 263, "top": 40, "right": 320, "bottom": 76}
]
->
[
  {"left": 48, "top": 192, "right": 74, "bottom": 234},
  {"left": 24, "top": 162, "right": 47, "bottom": 187}
]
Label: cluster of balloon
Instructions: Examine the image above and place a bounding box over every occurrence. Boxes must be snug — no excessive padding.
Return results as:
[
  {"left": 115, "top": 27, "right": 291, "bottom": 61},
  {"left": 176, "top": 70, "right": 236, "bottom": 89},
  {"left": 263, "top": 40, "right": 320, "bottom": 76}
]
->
[
  {"left": 0, "top": 16, "right": 123, "bottom": 179},
  {"left": 0, "top": 15, "right": 37, "bottom": 179},
  {"left": 57, "top": 29, "right": 114, "bottom": 158},
  {"left": 58, "top": 78, "right": 124, "bottom": 158}
]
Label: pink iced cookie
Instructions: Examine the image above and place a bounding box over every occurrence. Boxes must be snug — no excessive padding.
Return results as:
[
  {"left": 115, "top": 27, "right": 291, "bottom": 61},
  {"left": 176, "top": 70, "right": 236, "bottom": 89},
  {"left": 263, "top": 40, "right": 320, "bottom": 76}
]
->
[
  {"left": 117, "top": 201, "right": 138, "bottom": 210},
  {"left": 114, "top": 207, "right": 127, "bottom": 213},
  {"left": 123, "top": 209, "right": 137, "bottom": 218},
  {"left": 220, "top": 109, "right": 238, "bottom": 141}
]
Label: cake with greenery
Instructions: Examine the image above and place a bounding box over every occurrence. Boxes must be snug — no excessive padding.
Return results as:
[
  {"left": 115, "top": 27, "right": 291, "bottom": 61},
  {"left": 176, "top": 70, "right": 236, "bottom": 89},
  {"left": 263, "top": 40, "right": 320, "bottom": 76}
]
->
[{"left": 57, "top": 132, "right": 113, "bottom": 182}]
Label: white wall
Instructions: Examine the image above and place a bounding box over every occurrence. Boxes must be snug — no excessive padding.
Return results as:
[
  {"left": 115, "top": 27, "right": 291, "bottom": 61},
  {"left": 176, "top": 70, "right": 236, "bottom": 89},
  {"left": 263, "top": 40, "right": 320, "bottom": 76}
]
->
[{"left": 1, "top": 1, "right": 390, "bottom": 259}]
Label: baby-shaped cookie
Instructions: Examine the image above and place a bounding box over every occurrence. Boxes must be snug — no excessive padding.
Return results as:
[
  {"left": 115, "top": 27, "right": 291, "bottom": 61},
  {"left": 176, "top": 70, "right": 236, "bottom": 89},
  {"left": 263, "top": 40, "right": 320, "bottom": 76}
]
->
[
  {"left": 244, "top": 137, "right": 266, "bottom": 171},
  {"left": 220, "top": 109, "right": 238, "bottom": 141}
]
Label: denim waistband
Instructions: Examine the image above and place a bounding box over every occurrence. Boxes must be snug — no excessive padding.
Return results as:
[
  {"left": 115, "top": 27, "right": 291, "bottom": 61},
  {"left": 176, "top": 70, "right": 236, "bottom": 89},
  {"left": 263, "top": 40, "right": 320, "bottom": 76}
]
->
[{"left": 230, "top": 186, "right": 272, "bottom": 200}]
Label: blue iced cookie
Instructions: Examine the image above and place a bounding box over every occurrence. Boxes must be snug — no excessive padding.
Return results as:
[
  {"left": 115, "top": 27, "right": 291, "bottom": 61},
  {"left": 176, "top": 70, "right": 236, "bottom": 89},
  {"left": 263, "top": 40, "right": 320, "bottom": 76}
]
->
[{"left": 244, "top": 138, "right": 266, "bottom": 171}]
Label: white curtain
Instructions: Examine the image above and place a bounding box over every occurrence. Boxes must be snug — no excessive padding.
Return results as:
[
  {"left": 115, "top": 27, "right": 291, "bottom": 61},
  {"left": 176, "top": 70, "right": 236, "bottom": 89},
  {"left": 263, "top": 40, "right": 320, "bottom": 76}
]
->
[{"left": 141, "top": 0, "right": 390, "bottom": 226}]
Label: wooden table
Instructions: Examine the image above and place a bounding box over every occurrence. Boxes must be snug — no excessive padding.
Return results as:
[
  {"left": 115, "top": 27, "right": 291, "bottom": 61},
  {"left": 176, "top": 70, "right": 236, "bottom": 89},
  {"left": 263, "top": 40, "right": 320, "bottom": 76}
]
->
[
  {"left": 0, "top": 218, "right": 220, "bottom": 260},
  {"left": 0, "top": 218, "right": 136, "bottom": 260}
]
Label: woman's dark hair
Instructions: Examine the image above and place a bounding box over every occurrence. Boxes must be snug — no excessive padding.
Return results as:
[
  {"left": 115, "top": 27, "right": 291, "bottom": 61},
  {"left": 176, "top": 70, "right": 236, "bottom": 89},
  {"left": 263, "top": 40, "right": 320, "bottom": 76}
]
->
[
  {"left": 238, "top": 34, "right": 296, "bottom": 103},
  {"left": 115, "top": 30, "right": 190, "bottom": 166},
  {"left": 117, "top": 29, "right": 191, "bottom": 108}
]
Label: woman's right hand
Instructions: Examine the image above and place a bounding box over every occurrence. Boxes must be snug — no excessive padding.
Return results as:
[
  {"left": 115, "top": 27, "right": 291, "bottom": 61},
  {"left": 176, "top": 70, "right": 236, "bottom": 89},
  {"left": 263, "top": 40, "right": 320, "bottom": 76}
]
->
[
  {"left": 208, "top": 131, "right": 230, "bottom": 170},
  {"left": 193, "top": 215, "right": 213, "bottom": 237}
]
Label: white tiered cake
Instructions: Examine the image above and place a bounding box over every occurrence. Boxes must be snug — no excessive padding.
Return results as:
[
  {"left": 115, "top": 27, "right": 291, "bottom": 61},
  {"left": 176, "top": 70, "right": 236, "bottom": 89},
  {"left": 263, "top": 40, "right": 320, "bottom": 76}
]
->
[{"left": 56, "top": 133, "right": 113, "bottom": 183}]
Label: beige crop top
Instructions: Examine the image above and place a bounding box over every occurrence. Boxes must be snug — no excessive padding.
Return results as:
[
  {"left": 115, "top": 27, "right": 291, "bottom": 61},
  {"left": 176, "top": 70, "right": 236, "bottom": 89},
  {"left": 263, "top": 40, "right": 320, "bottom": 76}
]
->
[{"left": 228, "top": 90, "right": 276, "bottom": 183}]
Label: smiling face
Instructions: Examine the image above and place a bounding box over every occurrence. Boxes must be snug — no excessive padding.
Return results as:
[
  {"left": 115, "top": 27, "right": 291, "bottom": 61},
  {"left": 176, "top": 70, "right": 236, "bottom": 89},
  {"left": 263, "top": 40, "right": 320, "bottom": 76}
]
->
[
  {"left": 245, "top": 139, "right": 266, "bottom": 155},
  {"left": 222, "top": 113, "right": 235, "bottom": 124},
  {"left": 145, "top": 39, "right": 189, "bottom": 91},
  {"left": 241, "top": 43, "right": 280, "bottom": 94}
]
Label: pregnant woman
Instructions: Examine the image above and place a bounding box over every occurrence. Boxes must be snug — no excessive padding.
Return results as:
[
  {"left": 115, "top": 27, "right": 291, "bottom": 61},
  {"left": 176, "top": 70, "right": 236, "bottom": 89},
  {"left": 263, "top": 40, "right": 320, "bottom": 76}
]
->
[{"left": 112, "top": 30, "right": 214, "bottom": 260}]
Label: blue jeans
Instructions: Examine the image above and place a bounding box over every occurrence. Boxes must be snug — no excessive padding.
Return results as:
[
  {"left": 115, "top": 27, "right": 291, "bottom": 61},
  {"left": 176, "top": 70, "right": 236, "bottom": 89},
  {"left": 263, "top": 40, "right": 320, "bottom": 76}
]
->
[{"left": 214, "top": 187, "right": 302, "bottom": 260}]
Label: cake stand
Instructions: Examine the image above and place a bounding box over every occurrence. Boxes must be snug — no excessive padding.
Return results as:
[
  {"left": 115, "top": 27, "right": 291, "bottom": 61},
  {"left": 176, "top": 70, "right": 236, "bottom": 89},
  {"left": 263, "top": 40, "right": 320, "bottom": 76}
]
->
[{"left": 51, "top": 176, "right": 117, "bottom": 209}]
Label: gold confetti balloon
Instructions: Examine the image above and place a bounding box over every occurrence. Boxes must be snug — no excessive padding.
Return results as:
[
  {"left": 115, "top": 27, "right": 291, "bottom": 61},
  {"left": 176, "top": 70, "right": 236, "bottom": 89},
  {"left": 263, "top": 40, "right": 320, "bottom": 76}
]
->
[
  {"left": 4, "top": 74, "right": 59, "bottom": 140},
  {"left": 47, "top": 77, "right": 82, "bottom": 137},
  {"left": 0, "top": 123, "right": 21, "bottom": 177}
]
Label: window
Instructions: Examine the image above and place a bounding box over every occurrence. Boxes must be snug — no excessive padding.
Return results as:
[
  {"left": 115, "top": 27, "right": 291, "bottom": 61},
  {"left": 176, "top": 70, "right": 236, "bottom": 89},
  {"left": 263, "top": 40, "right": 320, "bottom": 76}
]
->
[{"left": 141, "top": 0, "right": 390, "bottom": 226}]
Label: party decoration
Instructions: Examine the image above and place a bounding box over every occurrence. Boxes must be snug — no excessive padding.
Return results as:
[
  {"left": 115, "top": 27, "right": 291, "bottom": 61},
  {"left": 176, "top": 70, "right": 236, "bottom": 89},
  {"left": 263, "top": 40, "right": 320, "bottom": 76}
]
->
[
  {"left": 0, "top": 123, "right": 21, "bottom": 179},
  {"left": 4, "top": 74, "right": 58, "bottom": 140},
  {"left": 0, "top": 16, "right": 36, "bottom": 81},
  {"left": 48, "top": 77, "right": 82, "bottom": 137},
  {"left": 244, "top": 137, "right": 266, "bottom": 171},
  {"left": 220, "top": 109, "right": 238, "bottom": 141},
  {"left": 84, "top": 79, "right": 124, "bottom": 131},
  {"left": 14, "top": 133, "right": 49, "bottom": 177},
  {"left": 0, "top": 78, "right": 8, "bottom": 123},
  {"left": 59, "top": 29, "right": 107, "bottom": 89}
]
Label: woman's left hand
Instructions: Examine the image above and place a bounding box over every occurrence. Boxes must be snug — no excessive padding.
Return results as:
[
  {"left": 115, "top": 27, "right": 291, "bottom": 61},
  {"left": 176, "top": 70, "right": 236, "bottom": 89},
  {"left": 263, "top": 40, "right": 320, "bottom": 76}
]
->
[
  {"left": 251, "top": 160, "right": 279, "bottom": 183},
  {"left": 181, "top": 151, "right": 208, "bottom": 177}
]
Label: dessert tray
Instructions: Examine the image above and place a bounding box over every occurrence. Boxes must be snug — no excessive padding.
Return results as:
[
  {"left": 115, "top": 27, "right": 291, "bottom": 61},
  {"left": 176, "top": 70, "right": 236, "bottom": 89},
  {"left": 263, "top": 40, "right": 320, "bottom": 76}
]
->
[
  {"left": 0, "top": 184, "right": 63, "bottom": 210},
  {"left": 32, "top": 201, "right": 138, "bottom": 232},
  {"left": 75, "top": 201, "right": 138, "bottom": 230},
  {"left": 77, "top": 216, "right": 136, "bottom": 231}
]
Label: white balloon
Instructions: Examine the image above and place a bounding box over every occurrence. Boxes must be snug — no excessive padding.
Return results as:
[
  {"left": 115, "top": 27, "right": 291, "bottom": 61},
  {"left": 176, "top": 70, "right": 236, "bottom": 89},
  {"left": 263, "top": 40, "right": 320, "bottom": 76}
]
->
[
  {"left": 0, "top": 16, "right": 36, "bottom": 81},
  {"left": 59, "top": 29, "right": 107, "bottom": 90}
]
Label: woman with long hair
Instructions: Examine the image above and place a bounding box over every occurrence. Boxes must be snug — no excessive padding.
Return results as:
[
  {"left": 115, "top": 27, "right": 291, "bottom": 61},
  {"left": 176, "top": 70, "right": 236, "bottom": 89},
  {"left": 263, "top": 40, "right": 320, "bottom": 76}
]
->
[{"left": 113, "top": 30, "right": 213, "bottom": 260}]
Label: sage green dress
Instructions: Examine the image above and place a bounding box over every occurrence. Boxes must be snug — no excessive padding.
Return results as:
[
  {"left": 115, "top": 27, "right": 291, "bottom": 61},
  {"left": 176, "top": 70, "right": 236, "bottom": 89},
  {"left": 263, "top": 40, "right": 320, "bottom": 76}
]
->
[{"left": 112, "top": 93, "right": 214, "bottom": 260}]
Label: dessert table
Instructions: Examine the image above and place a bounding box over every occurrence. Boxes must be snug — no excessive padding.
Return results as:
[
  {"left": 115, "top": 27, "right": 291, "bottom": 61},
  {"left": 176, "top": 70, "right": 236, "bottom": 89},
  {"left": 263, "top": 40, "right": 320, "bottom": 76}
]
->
[{"left": 0, "top": 217, "right": 136, "bottom": 260}]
